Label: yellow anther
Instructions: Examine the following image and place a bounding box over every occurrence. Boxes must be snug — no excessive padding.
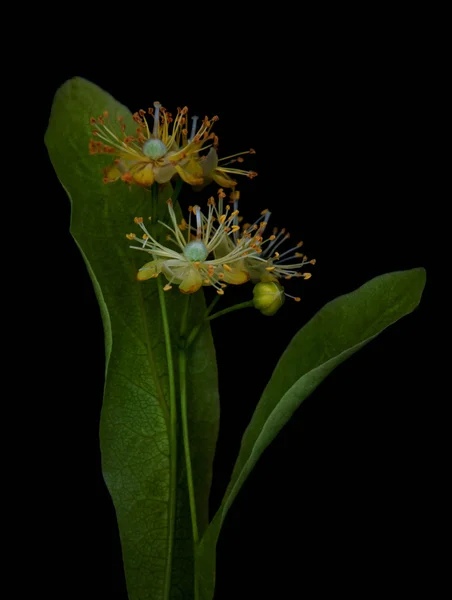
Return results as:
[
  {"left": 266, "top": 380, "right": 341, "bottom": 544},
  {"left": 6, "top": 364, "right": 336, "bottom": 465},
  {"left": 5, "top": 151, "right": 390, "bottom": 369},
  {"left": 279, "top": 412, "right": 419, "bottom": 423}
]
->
[
  {"left": 266, "top": 266, "right": 276, "bottom": 271},
  {"left": 134, "top": 217, "right": 143, "bottom": 224},
  {"left": 163, "top": 284, "right": 173, "bottom": 291},
  {"left": 223, "top": 264, "right": 232, "bottom": 272},
  {"left": 216, "top": 289, "right": 225, "bottom": 295},
  {"left": 303, "top": 273, "right": 312, "bottom": 280}
]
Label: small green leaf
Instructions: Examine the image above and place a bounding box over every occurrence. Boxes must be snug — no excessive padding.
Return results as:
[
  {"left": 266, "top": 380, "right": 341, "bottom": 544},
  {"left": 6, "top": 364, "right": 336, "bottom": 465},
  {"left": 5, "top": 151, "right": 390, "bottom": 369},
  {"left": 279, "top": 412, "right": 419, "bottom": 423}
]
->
[
  {"left": 45, "top": 77, "right": 219, "bottom": 600},
  {"left": 197, "top": 268, "right": 426, "bottom": 599}
]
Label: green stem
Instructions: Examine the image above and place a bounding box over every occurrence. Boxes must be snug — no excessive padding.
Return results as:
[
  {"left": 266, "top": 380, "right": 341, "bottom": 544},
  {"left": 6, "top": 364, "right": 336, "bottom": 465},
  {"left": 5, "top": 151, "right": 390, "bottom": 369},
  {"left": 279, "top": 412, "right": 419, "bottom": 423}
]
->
[
  {"left": 206, "top": 300, "right": 254, "bottom": 322},
  {"left": 185, "top": 294, "right": 222, "bottom": 349},
  {"left": 179, "top": 296, "right": 200, "bottom": 599},
  {"left": 158, "top": 277, "right": 178, "bottom": 600},
  {"left": 173, "top": 177, "right": 184, "bottom": 202}
]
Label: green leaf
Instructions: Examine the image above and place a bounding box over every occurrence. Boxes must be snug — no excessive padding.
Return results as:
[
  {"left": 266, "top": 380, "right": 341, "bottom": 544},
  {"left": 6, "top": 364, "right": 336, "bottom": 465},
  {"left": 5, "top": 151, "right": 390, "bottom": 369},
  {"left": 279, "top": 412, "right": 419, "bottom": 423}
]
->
[
  {"left": 45, "top": 77, "right": 219, "bottom": 600},
  {"left": 197, "top": 268, "right": 426, "bottom": 599}
]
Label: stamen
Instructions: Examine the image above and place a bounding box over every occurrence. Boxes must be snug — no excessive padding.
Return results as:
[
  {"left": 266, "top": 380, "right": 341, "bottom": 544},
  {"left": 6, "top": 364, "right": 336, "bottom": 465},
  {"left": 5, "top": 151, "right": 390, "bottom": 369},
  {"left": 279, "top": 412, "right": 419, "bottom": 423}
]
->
[{"left": 284, "top": 292, "right": 301, "bottom": 302}]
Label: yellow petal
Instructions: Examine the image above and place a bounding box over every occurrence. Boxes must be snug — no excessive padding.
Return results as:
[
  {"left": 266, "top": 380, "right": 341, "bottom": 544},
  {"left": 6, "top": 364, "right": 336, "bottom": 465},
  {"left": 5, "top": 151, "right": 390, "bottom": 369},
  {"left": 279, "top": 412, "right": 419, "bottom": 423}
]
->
[
  {"left": 212, "top": 170, "right": 238, "bottom": 188},
  {"left": 174, "top": 162, "right": 204, "bottom": 186},
  {"left": 102, "top": 163, "right": 122, "bottom": 183},
  {"left": 132, "top": 163, "right": 155, "bottom": 186},
  {"left": 137, "top": 261, "right": 161, "bottom": 281},
  {"left": 179, "top": 267, "right": 203, "bottom": 294},
  {"left": 223, "top": 268, "right": 250, "bottom": 285}
]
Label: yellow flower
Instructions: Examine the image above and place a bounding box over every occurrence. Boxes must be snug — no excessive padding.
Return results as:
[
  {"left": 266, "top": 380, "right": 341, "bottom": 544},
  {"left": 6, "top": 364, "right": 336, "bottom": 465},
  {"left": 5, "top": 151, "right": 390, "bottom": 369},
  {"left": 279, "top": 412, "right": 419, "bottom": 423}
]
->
[
  {"left": 199, "top": 148, "right": 258, "bottom": 189},
  {"left": 214, "top": 191, "right": 316, "bottom": 303},
  {"left": 126, "top": 197, "right": 254, "bottom": 294},
  {"left": 89, "top": 103, "right": 257, "bottom": 189}
]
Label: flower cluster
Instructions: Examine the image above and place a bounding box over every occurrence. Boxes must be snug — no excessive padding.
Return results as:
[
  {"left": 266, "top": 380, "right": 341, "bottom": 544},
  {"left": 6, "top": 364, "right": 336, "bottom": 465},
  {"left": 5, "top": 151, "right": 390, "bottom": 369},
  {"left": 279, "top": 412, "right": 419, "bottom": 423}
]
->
[
  {"left": 89, "top": 102, "right": 257, "bottom": 189},
  {"left": 126, "top": 190, "right": 315, "bottom": 309}
]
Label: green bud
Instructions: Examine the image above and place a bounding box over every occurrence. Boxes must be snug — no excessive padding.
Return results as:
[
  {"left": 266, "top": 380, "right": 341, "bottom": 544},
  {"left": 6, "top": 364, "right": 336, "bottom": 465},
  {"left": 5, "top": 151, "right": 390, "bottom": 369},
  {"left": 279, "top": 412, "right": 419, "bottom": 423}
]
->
[{"left": 252, "top": 281, "right": 285, "bottom": 316}]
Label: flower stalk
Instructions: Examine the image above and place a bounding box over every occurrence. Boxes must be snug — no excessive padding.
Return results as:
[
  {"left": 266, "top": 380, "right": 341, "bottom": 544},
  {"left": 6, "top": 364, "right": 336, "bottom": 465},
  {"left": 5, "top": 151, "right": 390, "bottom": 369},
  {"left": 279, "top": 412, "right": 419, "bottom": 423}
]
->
[{"left": 179, "top": 295, "right": 200, "bottom": 599}]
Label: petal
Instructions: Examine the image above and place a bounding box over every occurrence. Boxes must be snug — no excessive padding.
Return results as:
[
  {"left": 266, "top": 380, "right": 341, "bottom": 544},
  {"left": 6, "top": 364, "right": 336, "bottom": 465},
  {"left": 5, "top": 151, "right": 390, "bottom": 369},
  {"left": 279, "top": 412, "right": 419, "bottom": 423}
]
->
[
  {"left": 102, "top": 163, "right": 122, "bottom": 183},
  {"left": 223, "top": 267, "right": 250, "bottom": 285},
  {"left": 154, "top": 163, "right": 177, "bottom": 183},
  {"left": 201, "top": 147, "right": 219, "bottom": 176},
  {"left": 179, "top": 266, "right": 203, "bottom": 294},
  {"left": 213, "top": 235, "right": 235, "bottom": 259},
  {"left": 132, "top": 163, "right": 155, "bottom": 186},
  {"left": 137, "top": 260, "right": 162, "bottom": 281},
  {"left": 212, "top": 170, "right": 238, "bottom": 188},
  {"left": 174, "top": 162, "right": 204, "bottom": 186}
]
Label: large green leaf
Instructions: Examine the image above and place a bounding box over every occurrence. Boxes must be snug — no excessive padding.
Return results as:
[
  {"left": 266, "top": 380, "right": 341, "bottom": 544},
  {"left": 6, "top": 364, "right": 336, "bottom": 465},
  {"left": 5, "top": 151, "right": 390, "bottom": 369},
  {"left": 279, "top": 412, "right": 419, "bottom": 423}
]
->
[
  {"left": 45, "top": 77, "right": 219, "bottom": 600},
  {"left": 197, "top": 268, "right": 426, "bottom": 599}
]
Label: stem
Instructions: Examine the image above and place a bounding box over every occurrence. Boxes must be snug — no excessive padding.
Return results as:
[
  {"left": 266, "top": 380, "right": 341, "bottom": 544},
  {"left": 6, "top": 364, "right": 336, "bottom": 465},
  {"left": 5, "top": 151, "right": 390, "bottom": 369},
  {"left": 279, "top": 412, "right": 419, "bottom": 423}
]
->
[
  {"left": 179, "top": 296, "right": 200, "bottom": 599},
  {"left": 151, "top": 182, "right": 158, "bottom": 217},
  {"left": 158, "top": 277, "right": 178, "bottom": 600},
  {"left": 185, "top": 294, "right": 222, "bottom": 349},
  {"left": 206, "top": 300, "right": 254, "bottom": 322},
  {"left": 173, "top": 177, "right": 184, "bottom": 202}
]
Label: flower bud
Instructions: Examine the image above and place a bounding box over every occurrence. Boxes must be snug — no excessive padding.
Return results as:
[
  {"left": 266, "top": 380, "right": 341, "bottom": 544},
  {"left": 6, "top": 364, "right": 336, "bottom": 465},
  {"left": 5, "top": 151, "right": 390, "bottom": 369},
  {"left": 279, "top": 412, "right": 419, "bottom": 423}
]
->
[{"left": 252, "top": 281, "right": 285, "bottom": 316}]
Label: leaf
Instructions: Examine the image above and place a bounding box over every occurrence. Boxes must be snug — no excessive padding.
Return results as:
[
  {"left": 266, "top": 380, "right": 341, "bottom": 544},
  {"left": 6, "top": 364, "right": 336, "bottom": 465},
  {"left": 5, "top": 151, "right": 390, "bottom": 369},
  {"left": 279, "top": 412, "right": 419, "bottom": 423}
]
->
[
  {"left": 45, "top": 77, "right": 219, "bottom": 600},
  {"left": 197, "top": 268, "right": 426, "bottom": 599}
]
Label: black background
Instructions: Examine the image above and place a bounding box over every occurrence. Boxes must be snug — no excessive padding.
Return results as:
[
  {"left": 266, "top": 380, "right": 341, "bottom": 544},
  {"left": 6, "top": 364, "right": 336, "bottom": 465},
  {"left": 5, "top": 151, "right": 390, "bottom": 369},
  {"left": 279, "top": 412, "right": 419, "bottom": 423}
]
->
[{"left": 38, "top": 28, "right": 435, "bottom": 599}]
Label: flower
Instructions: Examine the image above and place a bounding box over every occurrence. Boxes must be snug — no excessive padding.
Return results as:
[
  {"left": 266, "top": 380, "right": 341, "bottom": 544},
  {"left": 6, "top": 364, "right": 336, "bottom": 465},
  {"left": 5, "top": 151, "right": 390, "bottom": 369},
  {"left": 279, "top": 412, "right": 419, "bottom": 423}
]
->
[
  {"left": 199, "top": 147, "right": 258, "bottom": 189},
  {"left": 253, "top": 281, "right": 286, "bottom": 316},
  {"left": 214, "top": 191, "right": 316, "bottom": 303},
  {"left": 89, "top": 103, "right": 257, "bottom": 189},
  {"left": 126, "top": 197, "right": 253, "bottom": 294}
]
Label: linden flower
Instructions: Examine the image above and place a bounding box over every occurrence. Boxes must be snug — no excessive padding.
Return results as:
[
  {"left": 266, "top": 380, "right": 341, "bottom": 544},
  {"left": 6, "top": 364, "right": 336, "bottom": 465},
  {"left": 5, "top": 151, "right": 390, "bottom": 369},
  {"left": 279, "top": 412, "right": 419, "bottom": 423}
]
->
[
  {"left": 214, "top": 191, "right": 316, "bottom": 303},
  {"left": 126, "top": 198, "right": 256, "bottom": 295},
  {"left": 89, "top": 102, "right": 257, "bottom": 188}
]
